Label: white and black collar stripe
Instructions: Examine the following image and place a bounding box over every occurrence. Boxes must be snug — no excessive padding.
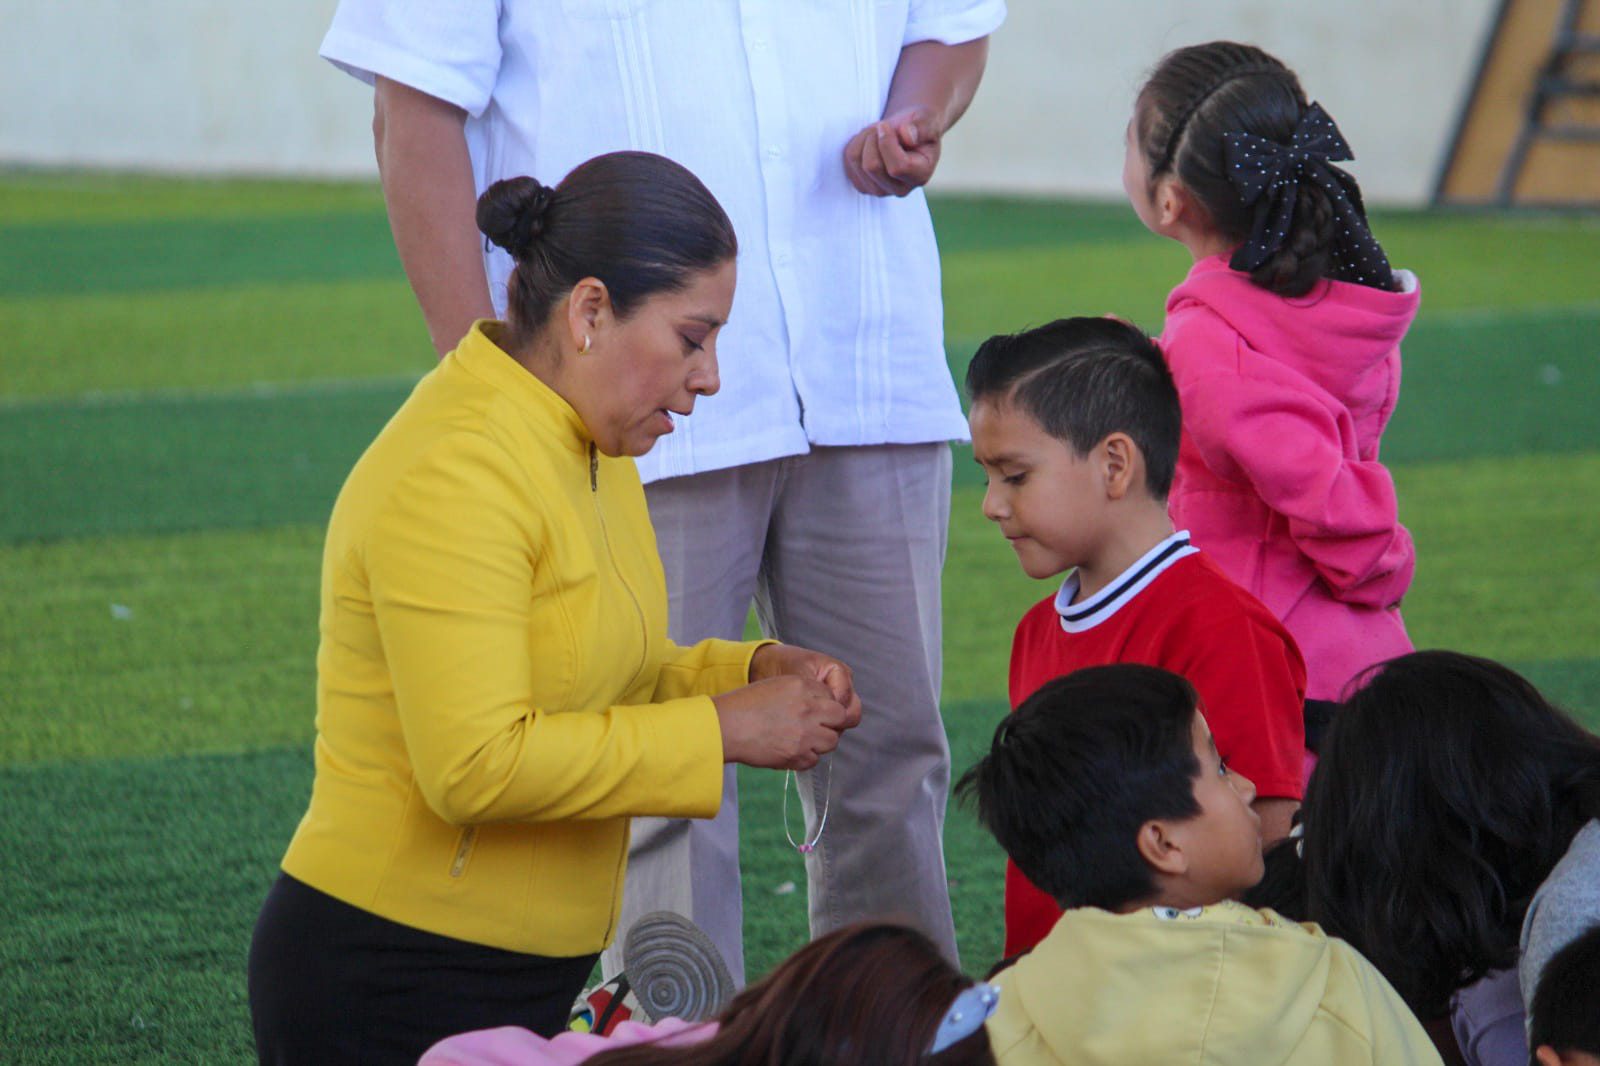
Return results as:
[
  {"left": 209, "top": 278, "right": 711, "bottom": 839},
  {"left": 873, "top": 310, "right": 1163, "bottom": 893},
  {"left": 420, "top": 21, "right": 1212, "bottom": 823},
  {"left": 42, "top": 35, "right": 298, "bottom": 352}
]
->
[{"left": 1056, "top": 531, "right": 1198, "bottom": 633}]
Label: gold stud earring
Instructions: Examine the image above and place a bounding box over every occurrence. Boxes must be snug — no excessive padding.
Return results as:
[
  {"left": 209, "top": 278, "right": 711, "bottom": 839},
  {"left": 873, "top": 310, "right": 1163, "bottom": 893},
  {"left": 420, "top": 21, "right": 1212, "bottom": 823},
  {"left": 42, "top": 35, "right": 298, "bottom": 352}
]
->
[{"left": 578, "top": 334, "right": 592, "bottom": 355}]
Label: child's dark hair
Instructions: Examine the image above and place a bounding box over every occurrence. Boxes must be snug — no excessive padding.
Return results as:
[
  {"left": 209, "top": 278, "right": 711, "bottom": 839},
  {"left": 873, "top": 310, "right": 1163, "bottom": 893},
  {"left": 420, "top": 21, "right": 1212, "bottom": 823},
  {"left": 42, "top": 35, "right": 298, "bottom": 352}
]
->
[
  {"left": 956, "top": 664, "right": 1202, "bottom": 911},
  {"left": 586, "top": 922, "right": 994, "bottom": 1066},
  {"left": 476, "top": 150, "right": 737, "bottom": 348},
  {"left": 1135, "top": 41, "right": 1393, "bottom": 297},
  {"left": 964, "top": 317, "right": 1181, "bottom": 499},
  {"left": 1241, "top": 835, "right": 1308, "bottom": 920},
  {"left": 1529, "top": 923, "right": 1600, "bottom": 1061},
  {"left": 1301, "top": 651, "right": 1600, "bottom": 1019}
]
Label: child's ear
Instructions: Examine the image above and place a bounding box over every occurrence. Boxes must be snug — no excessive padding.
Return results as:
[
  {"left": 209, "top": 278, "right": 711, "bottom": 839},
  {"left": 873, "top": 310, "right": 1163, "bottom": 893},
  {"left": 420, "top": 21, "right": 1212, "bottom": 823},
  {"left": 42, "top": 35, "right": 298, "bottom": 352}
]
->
[
  {"left": 1135, "top": 819, "right": 1189, "bottom": 877},
  {"left": 1100, "top": 433, "right": 1137, "bottom": 500},
  {"left": 1533, "top": 1046, "right": 1567, "bottom": 1066},
  {"left": 1154, "top": 177, "right": 1189, "bottom": 231}
]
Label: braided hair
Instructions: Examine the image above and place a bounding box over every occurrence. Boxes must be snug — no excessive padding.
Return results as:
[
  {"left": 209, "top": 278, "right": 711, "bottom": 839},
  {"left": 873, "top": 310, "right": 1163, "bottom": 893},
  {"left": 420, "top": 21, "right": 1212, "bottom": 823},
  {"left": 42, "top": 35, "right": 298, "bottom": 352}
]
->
[{"left": 1135, "top": 42, "right": 1389, "bottom": 297}]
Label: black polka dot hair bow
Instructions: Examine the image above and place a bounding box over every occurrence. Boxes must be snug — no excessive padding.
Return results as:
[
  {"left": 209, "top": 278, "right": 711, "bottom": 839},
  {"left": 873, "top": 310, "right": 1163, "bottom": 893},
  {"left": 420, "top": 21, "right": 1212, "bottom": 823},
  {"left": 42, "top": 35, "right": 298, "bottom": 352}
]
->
[{"left": 1222, "top": 102, "right": 1394, "bottom": 290}]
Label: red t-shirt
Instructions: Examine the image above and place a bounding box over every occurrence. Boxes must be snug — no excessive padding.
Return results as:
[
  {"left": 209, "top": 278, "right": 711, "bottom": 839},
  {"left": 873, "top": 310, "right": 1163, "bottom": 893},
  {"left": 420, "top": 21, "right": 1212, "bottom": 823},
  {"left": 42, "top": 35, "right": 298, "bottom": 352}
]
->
[{"left": 1002, "top": 535, "right": 1307, "bottom": 957}]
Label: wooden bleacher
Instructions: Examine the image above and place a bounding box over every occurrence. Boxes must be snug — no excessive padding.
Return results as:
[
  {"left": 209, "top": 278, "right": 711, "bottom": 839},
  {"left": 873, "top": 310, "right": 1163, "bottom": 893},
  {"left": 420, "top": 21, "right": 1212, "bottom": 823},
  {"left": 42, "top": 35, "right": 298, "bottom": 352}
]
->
[{"left": 1435, "top": 0, "right": 1600, "bottom": 207}]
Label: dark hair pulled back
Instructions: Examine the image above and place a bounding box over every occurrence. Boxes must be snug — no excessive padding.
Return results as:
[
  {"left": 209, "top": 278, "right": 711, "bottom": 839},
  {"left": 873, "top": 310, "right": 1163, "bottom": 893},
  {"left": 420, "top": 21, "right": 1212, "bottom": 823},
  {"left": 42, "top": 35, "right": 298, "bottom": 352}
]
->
[
  {"left": 476, "top": 150, "right": 737, "bottom": 345},
  {"left": 1136, "top": 41, "right": 1368, "bottom": 298}
]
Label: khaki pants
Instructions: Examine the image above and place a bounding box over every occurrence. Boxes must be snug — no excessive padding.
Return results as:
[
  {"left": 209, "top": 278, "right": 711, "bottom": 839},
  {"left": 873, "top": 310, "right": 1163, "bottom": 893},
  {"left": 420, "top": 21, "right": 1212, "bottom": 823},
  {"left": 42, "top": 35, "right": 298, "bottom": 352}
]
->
[{"left": 602, "top": 443, "right": 958, "bottom": 985}]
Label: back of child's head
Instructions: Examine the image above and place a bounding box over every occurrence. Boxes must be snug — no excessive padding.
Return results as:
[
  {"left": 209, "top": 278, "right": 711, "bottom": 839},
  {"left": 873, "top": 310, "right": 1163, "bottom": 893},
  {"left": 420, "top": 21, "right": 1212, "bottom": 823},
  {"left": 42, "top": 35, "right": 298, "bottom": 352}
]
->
[
  {"left": 1530, "top": 923, "right": 1600, "bottom": 1065},
  {"left": 1133, "top": 40, "right": 1395, "bottom": 297},
  {"left": 587, "top": 922, "right": 994, "bottom": 1066},
  {"left": 956, "top": 664, "right": 1201, "bottom": 911},
  {"left": 964, "top": 316, "right": 1181, "bottom": 499},
  {"left": 1302, "top": 650, "right": 1600, "bottom": 1018}
]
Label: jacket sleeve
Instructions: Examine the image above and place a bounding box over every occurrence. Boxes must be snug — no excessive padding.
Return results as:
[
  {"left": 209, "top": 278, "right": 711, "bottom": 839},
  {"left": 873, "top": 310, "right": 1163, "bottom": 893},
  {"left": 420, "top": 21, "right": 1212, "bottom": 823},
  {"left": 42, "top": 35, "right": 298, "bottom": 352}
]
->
[
  {"left": 1165, "top": 309, "right": 1415, "bottom": 609},
  {"left": 653, "top": 638, "right": 774, "bottom": 704},
  {"left": 363, "top": 430, "right": 724, "bottom": 828}
]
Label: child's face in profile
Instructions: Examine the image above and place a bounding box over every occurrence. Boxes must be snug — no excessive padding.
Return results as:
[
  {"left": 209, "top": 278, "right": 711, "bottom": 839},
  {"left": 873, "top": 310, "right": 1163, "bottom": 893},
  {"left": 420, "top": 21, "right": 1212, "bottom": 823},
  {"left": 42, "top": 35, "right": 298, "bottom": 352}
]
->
[
  {"left": 969, "top": 397, "right": 1109, "bottom": 580},
  {"left": 1122, "top": 117, "right": 1160, "bottom": 236},
  {"left": 1168, "top": 711, "right": 1267, "bottom": 906}
]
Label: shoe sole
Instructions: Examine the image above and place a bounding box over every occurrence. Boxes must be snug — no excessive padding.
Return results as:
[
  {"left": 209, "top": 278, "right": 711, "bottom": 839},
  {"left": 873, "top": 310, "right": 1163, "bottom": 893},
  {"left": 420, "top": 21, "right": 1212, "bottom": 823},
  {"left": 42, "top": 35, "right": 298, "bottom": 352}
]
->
[{"left": 622, "top": 911, "right": 736, "bottom": 1023}]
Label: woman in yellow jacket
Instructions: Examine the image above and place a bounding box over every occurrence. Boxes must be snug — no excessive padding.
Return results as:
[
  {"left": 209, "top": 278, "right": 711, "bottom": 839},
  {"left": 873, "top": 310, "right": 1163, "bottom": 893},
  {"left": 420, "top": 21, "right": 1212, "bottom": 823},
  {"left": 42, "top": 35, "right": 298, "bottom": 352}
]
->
[{"left": 247, "top": 152, "right": 862, "bottom": 1065}]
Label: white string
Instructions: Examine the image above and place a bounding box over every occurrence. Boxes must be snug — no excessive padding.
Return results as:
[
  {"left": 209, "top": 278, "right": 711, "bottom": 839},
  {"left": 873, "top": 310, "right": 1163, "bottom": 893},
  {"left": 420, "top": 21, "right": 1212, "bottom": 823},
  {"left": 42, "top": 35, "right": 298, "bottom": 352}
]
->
[{"left": 782, "top": 757, "right": 832, "bottom": 854}]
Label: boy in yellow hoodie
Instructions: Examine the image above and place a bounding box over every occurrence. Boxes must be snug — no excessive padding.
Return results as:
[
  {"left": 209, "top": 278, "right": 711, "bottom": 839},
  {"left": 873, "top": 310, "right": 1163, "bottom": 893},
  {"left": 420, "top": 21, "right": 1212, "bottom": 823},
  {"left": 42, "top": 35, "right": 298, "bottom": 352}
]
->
[{"left": 956, "top": 664, "right": 1442, "bottom": 1065}]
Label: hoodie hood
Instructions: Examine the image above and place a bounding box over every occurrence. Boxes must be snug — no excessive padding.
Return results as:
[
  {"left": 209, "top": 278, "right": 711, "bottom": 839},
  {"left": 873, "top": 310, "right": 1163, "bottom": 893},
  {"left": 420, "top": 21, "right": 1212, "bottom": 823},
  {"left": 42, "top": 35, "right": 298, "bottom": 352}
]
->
[
  {"left": 1165, "top": 255, "right": 1419, "bottom": 436},
  {"left": 986, "top": 902, "right": 1439, "bottom": 1064}
]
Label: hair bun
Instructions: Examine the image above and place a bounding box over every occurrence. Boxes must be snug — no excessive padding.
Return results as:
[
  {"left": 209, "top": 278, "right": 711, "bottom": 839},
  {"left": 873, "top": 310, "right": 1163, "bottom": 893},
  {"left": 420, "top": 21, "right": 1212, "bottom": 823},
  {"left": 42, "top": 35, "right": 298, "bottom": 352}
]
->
[{"left": 476, "top": 176, "right": 556, "bottom": 259}]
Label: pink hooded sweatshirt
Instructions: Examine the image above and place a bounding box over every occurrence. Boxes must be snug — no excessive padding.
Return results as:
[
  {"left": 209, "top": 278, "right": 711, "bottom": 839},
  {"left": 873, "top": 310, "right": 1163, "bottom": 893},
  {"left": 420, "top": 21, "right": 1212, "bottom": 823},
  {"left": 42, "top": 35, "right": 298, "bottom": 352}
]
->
[{"left": 1160, "top": 254, "right": 1421, "bottom": 701}]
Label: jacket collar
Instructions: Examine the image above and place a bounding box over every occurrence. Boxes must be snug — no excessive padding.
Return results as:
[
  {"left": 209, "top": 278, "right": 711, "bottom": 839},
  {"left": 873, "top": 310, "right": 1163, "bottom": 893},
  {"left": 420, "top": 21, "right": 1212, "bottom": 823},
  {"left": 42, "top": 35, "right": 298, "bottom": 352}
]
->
[{"left": 453, "top": 320, "right": 592, "bottom": 454}]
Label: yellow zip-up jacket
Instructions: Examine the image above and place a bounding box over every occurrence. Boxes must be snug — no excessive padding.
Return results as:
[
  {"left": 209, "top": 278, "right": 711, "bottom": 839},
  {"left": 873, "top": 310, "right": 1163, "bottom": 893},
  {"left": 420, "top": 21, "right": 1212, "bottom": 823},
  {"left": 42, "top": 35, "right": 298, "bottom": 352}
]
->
[{"left": 281, "top": 321, "right": 764, "bottom": 957}]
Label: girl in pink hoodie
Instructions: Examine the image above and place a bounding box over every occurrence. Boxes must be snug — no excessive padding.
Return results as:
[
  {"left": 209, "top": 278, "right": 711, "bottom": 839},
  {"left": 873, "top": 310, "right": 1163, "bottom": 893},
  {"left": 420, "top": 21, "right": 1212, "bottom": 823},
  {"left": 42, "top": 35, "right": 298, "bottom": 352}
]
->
[{"left": 1122, "top": 41, "right": 1421, "bottom": 703}]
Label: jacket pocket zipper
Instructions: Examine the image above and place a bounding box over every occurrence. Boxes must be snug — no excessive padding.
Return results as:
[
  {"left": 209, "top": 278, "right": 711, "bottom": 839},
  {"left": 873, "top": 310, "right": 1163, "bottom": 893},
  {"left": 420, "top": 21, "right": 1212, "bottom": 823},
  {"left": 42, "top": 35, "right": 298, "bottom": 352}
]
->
[{"left": 450, "top": 827, "right": 478, "bottom": 878}]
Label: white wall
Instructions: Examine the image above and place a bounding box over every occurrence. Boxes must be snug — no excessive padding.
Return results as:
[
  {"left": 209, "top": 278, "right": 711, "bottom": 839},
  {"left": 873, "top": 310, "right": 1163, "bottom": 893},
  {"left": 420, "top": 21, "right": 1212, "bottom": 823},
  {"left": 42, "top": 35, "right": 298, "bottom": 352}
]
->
[
  {"left": 937, "top": 0, "right": 1500, "bottom": 204},
  {"left": 0, "top": 1, "right": 1497, "bottom": 205},
  {"left": 0, "top": 1, "right": 376, "bottom": 177}
]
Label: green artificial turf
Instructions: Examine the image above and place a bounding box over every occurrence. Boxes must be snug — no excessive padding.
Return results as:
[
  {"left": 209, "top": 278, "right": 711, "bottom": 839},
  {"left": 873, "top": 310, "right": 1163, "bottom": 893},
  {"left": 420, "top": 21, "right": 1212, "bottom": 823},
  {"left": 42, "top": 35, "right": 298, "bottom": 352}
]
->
[
  {"left": 4, "top": 303, "right": 1594, "bottom": 541},
  {"left": 7, "top": 453, "right": 1597, "bottom": 766},
  {"left": 3, "top": 173, "right": 1598, "bottom": 1062},
  {"left": 0, "top": 749, "right": 315, "bottom": 1065},
  {"left": 0, "top": 280, "right": 432, "bottom": 399},
  {"left": 0, "top": 213, "right": 403, "bottom": 299},
  {"left": 0, "top": 170, "right": 388, "bottom": 224},
  {"left": 0, "top": 383, "right": 414, "bottom": 542},
  {"left": 0, "top": 526, "right": 322, "bottom": 764}
]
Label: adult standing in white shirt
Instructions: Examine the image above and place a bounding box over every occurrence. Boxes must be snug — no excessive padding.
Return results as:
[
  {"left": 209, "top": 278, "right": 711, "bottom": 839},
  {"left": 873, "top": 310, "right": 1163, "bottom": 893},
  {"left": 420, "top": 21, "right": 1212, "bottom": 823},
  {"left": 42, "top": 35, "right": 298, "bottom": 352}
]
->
[{"left": 319, "top": 0, "right": 1004, "bottom": 982}]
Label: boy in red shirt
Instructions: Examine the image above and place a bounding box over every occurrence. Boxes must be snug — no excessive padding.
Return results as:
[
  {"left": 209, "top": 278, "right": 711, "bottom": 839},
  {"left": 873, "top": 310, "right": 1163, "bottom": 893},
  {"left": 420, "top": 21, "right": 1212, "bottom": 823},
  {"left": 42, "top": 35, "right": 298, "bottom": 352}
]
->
[{"left": 967, "top": 317, "right": 1307, "bottom": 956}]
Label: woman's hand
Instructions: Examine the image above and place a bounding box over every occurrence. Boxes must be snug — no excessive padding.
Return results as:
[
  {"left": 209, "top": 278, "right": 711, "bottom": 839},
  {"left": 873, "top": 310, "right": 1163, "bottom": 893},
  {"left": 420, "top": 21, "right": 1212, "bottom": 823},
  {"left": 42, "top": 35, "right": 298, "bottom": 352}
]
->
[
  {"left": 749, "top": 643, "right": 861, "bottom": 715},
  {"left": 714, "top": 672, "right": 862, "bottom": 771}
]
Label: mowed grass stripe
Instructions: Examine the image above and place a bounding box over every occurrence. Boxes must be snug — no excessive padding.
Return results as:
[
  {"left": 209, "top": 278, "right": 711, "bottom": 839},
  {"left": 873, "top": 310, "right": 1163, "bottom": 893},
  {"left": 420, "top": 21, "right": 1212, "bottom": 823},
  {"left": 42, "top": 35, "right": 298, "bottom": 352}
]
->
[
  {"left": 0, "top": 278, "right": 433, "bottom": 400},
  {"left": 0, "top": 733, "right": 1006, "bottom": 1062},
  {"left": 5, "top": 178, "right": 1596, "bottom": 299},
  {"left": 2, "top": 186, "right": 1597, "bottom": 400},
  {"left": 947, "top": 305, "right": 1600, "bottom": 489},
  {"left": 0, "top": 382, "right": 415, "bottom": 542},
  {"left": 0, "top": 748, "right": 311, "bottom": 1065},
  {"left": 942, "top": 452, "right": 1600, "bottom": 703},
  {"left": 940, "top": 213, "right": 1600, "bottom": 342},
  {"left": 0, "top": 169, "right": 388, "bottom": 225},
  {"left": 0, "top": 212, "right": 403, "bottom": 298},
  {"left": 5, "top": 452, "right": 1597, "bottom": 766},
  {"left": 0, "top": 525, "right": 322, "bottom": 764},
  {"left": 6, "top": 658, "right": 1597, "bottom": 1063},
  {"left": 4, "top": 305, "right": 1594, "bottom": 544}
]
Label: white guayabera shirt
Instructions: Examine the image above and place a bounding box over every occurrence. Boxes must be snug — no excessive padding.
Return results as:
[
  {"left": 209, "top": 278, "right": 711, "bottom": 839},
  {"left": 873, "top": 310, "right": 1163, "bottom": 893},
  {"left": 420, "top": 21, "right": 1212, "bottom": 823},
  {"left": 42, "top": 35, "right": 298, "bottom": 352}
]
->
[{"left": 320, "top": 0, "right": 1005, "bottom": 482}]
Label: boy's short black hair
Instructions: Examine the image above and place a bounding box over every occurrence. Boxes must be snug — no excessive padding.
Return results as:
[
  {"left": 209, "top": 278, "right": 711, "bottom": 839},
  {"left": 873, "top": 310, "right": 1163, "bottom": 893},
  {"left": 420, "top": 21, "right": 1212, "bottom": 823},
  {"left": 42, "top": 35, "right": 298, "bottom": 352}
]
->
[
  {"left": 1529, "top": 923, "right": 1600, "bottom": 1059},
  {"left": 955, "top": 664, "right": 1202, "bottom": 911},
  {"left": 964, "top": 317, "right": 1181, "bottom": 499}
]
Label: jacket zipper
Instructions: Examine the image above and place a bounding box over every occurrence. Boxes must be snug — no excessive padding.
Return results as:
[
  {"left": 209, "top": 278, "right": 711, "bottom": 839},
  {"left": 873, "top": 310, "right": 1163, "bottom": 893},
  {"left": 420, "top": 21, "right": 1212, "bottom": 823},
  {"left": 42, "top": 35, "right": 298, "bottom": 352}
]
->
[
  {"left": 588, "top": 443, "right": 650, "bottom": 694},
  {"left": 588, "top": 442, "right": 652, "bottom": 944}
]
